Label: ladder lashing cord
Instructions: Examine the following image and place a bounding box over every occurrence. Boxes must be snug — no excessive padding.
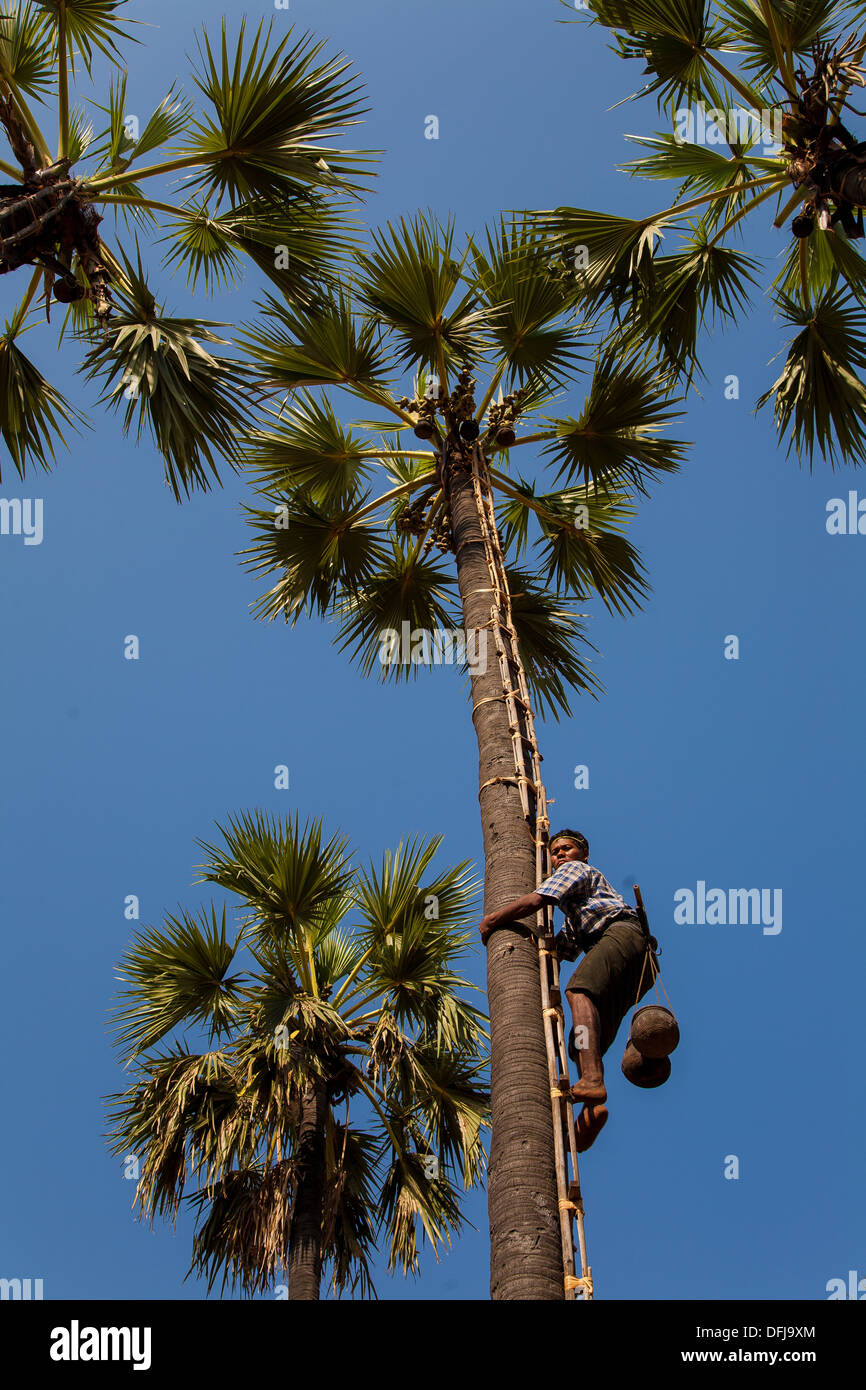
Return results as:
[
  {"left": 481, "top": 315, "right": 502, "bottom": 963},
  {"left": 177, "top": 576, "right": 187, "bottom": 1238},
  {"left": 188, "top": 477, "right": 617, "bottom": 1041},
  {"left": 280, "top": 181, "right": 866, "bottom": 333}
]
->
[{"left": 469, "top": 445, "right": 592, "bottom": 1301}]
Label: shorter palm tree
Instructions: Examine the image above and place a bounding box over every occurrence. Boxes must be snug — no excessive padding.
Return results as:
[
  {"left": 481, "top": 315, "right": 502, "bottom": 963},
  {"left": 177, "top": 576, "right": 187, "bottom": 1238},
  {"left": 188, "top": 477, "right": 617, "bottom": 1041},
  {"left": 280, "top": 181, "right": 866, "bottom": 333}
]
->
[{"left": 106, "top": 812, "right": 488, "bottom": 1300}]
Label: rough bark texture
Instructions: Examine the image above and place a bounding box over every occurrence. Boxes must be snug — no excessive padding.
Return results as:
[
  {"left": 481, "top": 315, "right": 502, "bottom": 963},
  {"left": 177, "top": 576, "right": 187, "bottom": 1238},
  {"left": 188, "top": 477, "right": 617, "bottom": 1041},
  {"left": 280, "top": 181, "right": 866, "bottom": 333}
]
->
[
  {"left": 288, "top": 1082, "right": 327, "bottom": 1300},
  {"left": 446, "top": 443, "right": 563, "bottom": 1300}
]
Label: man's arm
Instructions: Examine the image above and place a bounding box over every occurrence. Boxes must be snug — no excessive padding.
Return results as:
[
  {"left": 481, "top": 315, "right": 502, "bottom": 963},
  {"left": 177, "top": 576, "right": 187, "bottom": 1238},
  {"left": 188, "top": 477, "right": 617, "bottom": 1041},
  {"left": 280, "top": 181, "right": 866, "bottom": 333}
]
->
[{"left": 479, "top": 891, "right": 551, "bottom": 945}]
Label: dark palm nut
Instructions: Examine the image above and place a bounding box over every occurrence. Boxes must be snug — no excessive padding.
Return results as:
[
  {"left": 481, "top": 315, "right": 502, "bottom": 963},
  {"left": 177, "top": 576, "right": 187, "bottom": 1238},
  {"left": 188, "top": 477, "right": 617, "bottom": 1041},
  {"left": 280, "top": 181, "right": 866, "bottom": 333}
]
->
[
  {"left": 53, "top": 276, "right": 85, "bottom": 302},
  {"left": 628, "top": 1005, "right": 680, "bottom": 1059}
]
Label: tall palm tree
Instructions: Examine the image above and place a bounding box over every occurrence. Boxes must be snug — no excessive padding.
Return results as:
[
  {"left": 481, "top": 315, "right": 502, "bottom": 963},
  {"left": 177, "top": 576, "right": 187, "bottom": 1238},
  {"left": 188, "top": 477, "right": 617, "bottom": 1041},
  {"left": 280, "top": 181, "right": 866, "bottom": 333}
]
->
[
  {"left": 543, "top": 0, "right": 866, "bottom": 465},
  {"left": 0, "top": 3, "right": 374, "bottom": 495},
  {"left": 236, "top": 214, "right": 688, "bottom": 1297},
  {"left": 106, "top": 812, "right": 488, "bottom": 1300}
]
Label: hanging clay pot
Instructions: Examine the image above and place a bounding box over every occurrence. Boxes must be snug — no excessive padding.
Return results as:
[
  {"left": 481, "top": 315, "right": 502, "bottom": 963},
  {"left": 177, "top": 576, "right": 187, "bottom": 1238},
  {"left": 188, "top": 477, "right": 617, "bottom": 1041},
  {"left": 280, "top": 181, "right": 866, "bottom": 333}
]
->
[
  {"left": 629, "top": 1004, "right": 680, "bottom": 1059},
  {"left": 459, "top": 418, "right": 479, "bottom": 441},
  {"left": 621, "top": 1041, "right": 671, "bottom": 1088},
  {"left": 413, "top": 417, "right": 435, "bottom": 440}
]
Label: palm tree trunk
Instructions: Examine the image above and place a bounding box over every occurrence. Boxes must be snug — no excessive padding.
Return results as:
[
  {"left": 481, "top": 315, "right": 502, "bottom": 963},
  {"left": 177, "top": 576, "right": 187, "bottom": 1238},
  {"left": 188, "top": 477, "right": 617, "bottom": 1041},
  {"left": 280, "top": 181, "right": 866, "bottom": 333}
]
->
[
  {"left": 288, "top": 1082, "right": 327, "bottom": 1299},
  {"left": 445, "top": 442, "right": 563, "bottom": 1301}
]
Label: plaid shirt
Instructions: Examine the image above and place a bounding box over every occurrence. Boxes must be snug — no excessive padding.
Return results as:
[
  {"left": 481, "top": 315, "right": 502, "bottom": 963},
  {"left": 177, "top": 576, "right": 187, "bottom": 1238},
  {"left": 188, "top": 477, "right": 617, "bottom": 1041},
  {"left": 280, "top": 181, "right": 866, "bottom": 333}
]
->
[{"left": 537, "top": 860, "right": 640, "bottom": 948}]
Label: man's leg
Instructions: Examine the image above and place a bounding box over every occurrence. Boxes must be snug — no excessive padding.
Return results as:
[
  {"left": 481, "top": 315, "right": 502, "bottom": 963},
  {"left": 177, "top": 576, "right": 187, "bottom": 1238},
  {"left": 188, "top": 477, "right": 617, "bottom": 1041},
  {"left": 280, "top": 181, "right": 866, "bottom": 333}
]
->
[
  {"left": 565, "top": 987, "right": 607, "bottom": 1104},
  {"left": 574, "top": 1103, "right": 608, "bottom": 1152}
]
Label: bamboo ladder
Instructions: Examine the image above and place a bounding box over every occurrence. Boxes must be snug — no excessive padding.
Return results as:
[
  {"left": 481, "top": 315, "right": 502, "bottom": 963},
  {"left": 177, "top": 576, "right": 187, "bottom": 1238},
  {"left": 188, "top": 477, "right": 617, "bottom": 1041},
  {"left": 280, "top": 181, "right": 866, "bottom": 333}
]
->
[{"left": 469, "top": 442, "right": 592, "bottom": 1301}]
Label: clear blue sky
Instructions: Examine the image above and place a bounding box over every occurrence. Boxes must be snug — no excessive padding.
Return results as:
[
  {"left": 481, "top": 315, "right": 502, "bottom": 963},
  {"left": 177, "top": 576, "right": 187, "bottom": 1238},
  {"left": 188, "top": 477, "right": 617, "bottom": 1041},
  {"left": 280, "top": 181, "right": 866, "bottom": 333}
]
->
[{"left": 1, "top": 0, "right": 863, "bottom": 1301}]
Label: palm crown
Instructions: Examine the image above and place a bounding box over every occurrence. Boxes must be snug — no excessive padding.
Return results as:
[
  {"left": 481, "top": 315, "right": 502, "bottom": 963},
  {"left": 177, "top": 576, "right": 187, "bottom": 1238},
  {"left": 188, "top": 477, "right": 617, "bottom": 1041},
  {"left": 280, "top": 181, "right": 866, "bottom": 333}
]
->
[
  {"left": 542, "top": 0, "right": 866, "bottom": 466},
  {"left": 239, "top": 212, "right": 689, "bottom": 719},
  {"left": 0, "top": 3, "right": 374, "bottom": 495},
  {"left": 106, "top": 812, "right": 488, "bottom": 1299}
]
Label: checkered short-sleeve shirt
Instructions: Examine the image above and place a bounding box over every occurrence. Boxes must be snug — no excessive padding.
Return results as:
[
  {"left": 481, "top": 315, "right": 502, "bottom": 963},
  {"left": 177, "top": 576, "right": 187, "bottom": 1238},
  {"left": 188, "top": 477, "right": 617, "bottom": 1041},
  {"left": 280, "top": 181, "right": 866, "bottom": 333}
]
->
[{"left": 536, "top": 860, "right": 639, "bottom": 946}]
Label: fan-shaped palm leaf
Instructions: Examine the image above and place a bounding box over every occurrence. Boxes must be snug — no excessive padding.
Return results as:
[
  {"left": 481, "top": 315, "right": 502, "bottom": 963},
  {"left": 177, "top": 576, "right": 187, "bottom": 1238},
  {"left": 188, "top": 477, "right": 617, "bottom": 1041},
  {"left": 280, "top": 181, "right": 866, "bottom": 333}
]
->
[
  {"left": 503, "top": 566, "right": 604, "bottom": 718},
  {"left": 469, "top": 216, "right": 585, "bottom": 384},
  {"left": 241, "top": 490, "right": 389, "bottom": 622},
  {"left": 354, "top": 213, "right": 489, "bottom": 373},
  {"left": 111, "top": 905, "right": 245, "bottom": 1057},
  {"left": 196, "top": 810, "right": 355, "bottom": 944},
  {"left": 334, "top": 543, "right": 459, "bottom": 680},
  {"left": 242, "top": 389, "right": 375, "bottom": 503},
  {"left": 179, "top": 18, "right": 372, "bottom": 206},
  {"left": 757, "top": 287, "right": 866, "bottom": 465},
  {"left": 239, "top": 290, "right": 392, "bottom": 396},
  {"left": 0, "top": 300, "right": 86, "bottom": 478},
  {"left": 587, "top": 0, "right": 738, "bottom": 111},
  {"left": 542, "top": 353, "right": 688, "bottom": 493},
  {"left": 82, "top": 254, "right": 253, "bottom": 498},
  {"left": 38, "top": 0, "right": 137, "bottom": 71},
  {"left": 0, "top": 2, "right": 55, "bottom": 98}
]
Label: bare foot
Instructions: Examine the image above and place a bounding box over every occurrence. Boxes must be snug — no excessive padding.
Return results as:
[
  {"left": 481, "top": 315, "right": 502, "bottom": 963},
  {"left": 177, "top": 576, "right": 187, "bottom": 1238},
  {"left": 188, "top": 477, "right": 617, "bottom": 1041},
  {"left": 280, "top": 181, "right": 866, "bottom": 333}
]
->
[
  {"left": 568, "top": 1076, "right": 607, "bottom": 1105},
  {"left": 574, "top": 1103, "right": 608, "bottom": 1152}
]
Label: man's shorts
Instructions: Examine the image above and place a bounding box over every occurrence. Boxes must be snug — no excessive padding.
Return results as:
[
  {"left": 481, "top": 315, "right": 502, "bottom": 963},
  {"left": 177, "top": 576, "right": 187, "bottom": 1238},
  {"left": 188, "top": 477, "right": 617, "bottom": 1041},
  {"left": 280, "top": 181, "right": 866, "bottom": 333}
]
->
[{"left": 565, "top": 918, "right": 657, "bottom": 1057}]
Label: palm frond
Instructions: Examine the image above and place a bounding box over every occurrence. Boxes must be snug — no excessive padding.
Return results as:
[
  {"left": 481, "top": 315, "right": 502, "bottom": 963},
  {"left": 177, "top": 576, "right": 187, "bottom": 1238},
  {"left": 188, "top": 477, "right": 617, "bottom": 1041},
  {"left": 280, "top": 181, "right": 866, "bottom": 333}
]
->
[
  {"left": 106, "top": 1046, "right": 229, "bottom": 1222},
  {"left": 322, "top": 1123, "right": 379, "bottom": 1298},
  {"left": 496, "top": 478, "right": 651, "bottom": 614},
  {"left": 334, "top": 543, "right": 459, "bottom": 680},
  {"left": 242, "top": 389, "right": 375, "bottom": 504},
  {"left": 240, "top": 489, "right": 389, "bottom": 623},
  {"left": 241, "top": 290, "right": 393, "bottom": 396},
  {"left": 469, "top": 215, "right": 585, "bottom": 384},
  {"left": 393, "top": 1046, "right": 488, "bottom": 1187},
  {"left": 196, "top": 810, "right": 355, "bottom": 943},
  {"left": 537, "top": 206, "right": 672, "bottom": 311},
  {"left": 37, "top": 0, "right": 139, "bottom": 70},
  {"left": 187, "top": 1160, "right": 296, "bottom": 1296},
  {"left": 718, "top": 0, "right": 847, "bottom": 80},
  {"left": 0, "top": 305, "right": 87, "bottom": 480},
  {"left": 0, "top": 2, "right": 56, "bottom": 97},
  {"left": 584, "top": 0, "right": 735, "bottom": 112},
  {"left": 110, "top": 906, "right": 245, "bottom": 1058},
  {"left": 131, "top": 85, "right": 194, "bottom": 161},
  {"left": 542, "top": 353, "right": 688, "bottom": 493},
  {"left": 376, "top": 1145, "right": 465, "bottom": 1277},
  {"left": 66, "top": 103, "right": 94, "bottom": 163},
  {"left": 757, "top": 287, "right": 866, "bottom": 466},
  {"left": 354, "top": 212, "right": 489, "bottom": 373},
  {"left": 82, "top": 252, "right": 253, "bottom": 498},
  {"left": 180, "top": 18, "right": 373, "bottom": 205},
  {"left": 773, "top": 222, "right": 866, "bottom": 306},
  {"left": 617, "top": 234, "right": 761, "bottom": 377},
  {"left": 502, "top": 566, "right": 604, "bottom": 719}
]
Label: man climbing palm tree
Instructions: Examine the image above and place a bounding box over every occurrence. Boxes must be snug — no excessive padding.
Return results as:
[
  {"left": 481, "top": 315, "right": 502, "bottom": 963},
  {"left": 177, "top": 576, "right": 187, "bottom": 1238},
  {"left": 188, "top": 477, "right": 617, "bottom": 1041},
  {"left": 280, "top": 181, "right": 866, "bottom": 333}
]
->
[{"left": 479, "top": 830, "right": 656, "bottom": 1151}]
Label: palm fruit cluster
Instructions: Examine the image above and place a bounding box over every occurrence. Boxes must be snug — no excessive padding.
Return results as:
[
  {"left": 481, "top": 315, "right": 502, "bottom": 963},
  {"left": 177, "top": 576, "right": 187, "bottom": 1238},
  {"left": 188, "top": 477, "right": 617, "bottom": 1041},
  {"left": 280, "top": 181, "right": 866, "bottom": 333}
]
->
[
  {"left": 486, "top": 385, "right": 531, "bottom": 449},
  {"left": 396, "top": 491, "right": 452, "bottom": 554},
  {"left": 396, "top": 385, "right": 443, "bottom": 441},
  {"left": 450, "top": 366, "right": 480, "bottom": 442},
  {"left": 395, "top": 496, "right": 430, "bottom": 535},
  {"left": 398, "top": 373, "right": 527, "bottom": 452}
]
